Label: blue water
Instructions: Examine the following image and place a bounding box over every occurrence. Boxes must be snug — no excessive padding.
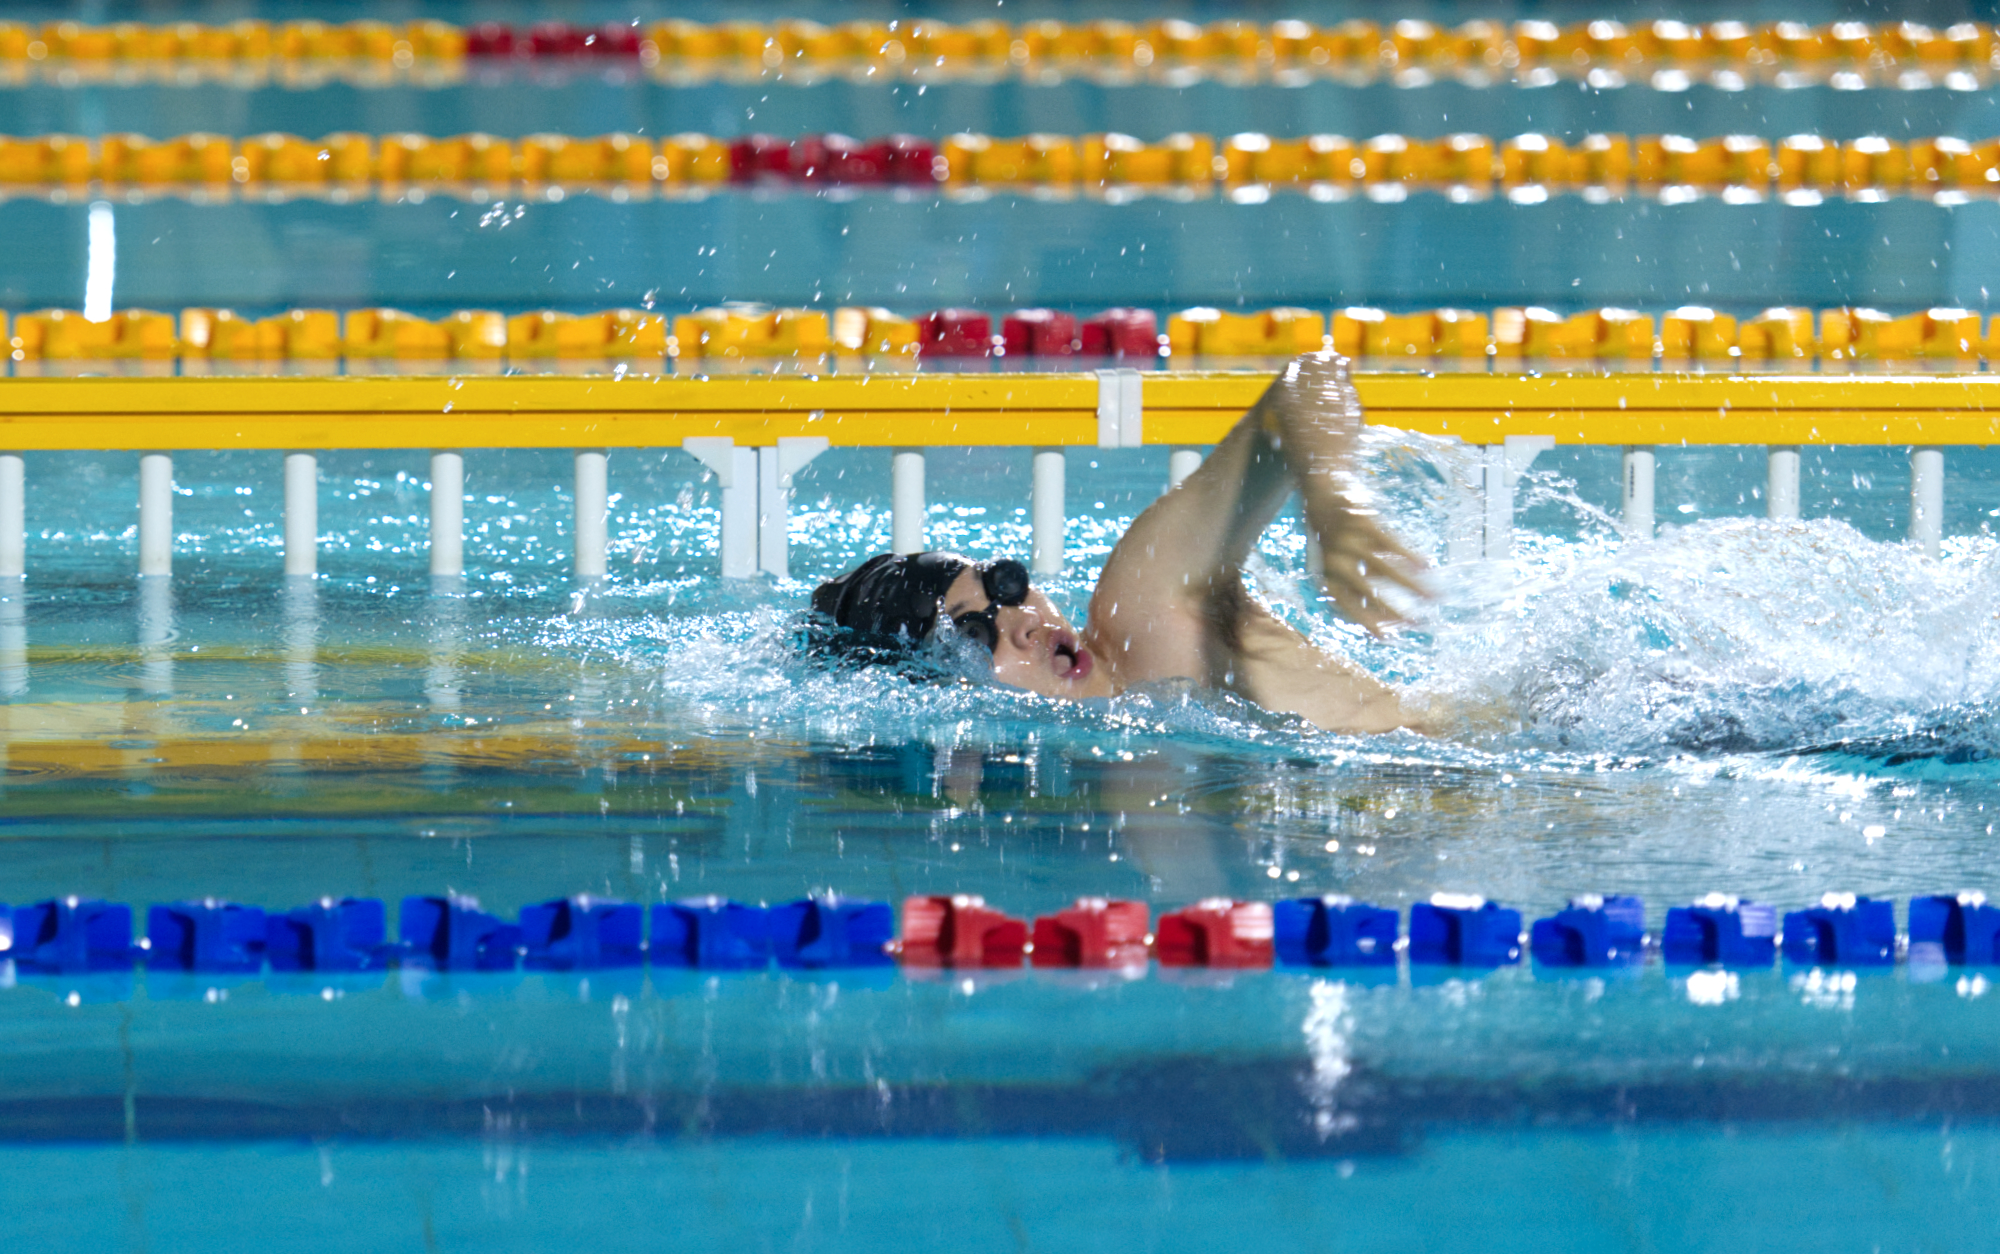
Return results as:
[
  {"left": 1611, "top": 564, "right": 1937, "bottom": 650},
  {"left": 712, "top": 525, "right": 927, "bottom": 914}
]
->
[{"left": 9, "top": 8, "right": 2000, "bottom": 1248}]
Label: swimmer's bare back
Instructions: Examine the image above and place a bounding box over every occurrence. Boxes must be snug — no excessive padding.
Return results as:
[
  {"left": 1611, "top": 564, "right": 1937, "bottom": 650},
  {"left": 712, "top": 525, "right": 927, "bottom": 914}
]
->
[{"left": 1078, "top": 352, "right": 1433, "bottom": 734}]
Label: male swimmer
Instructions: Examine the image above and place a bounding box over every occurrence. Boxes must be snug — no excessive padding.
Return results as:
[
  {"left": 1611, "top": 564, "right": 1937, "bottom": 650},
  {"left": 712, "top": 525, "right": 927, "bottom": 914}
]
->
[{"left": 811, "top": 352, "right": 1431, "bottom": 735}]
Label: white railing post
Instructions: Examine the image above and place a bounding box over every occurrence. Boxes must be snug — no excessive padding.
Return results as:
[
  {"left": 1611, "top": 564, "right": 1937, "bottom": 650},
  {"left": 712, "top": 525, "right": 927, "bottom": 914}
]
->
[
  {"left": 283, "top": 451, "right": 317, "bottom": 577},
  {"left": 0, "top": 452, "right": 22, "bottom": 578},
  {"left": 758, "top": 437, "right": 829, "bottom": 579},
  {"left": 1481, "top": 436, "right": 1553, "bottom": 560},
  {"left": 682, "top": 438, "right": 758, "bottom": 578},
  {"left": 1767, "top": 446, "right": 1801, "bottom": 520},
  {"left": 574, "top": 448, "right": 608, "bottom": 580},
  {"left": 892, "top": 448, "right": 926, "bottom": 555},
  {"left": 1443, "top": 444, "right": 1483, "bottom": 563},
  {"left": 1911, "top": 446, "right": 1944, "bottom": 559},
  {"left": 1621, "top": 445, "right": 1655, "bottom": 539},
  {"left": 1031, "top": 448, "right": 1065, "bottom": 576},
  {"left": 138, "top": 452, "right": 173, "bottom": 577},
  {"left": 429, "top": 450, "right": 464, "bottom": 577},
  {"left": 1167, "top": 447, "right": 1203, "bottom": 490}
]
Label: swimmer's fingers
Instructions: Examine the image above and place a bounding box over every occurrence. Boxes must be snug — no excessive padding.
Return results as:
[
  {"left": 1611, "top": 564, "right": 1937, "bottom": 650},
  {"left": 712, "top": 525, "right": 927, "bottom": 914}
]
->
[
  {"left": 1315, "top": 524, "right": 1432, "bottom": 637},
  {"left": 1317, "top": 540, "right": 1410, "bottom": 633},
  {"left": 1354, "top": 525, "right": 1432, "bottom": 600},
  {"left": 1316, "top": 513, "right": 1432, "bottom": 602},
  {"left": 1320, "top": 575, "right": 1408, "bottom": 638}
]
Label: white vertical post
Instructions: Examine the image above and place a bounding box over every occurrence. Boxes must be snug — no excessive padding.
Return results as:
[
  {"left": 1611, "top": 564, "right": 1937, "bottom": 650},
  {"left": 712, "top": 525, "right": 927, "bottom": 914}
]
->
[
  {"left": 1443, "top": 445, "right": 1483, "bottom": 564},
  {"left": 0, "top": 453, "right": 22, "bottom": 578},
  {"left": 1480, "top": 436, "right": 1554, "bottom": 560},
  {"left": 892, "top": 448, "right": 926, "bottom": 555},
  {"left": 719, "top": 446, "right": 756, "bottom": 578},
  {"left": 1911, "top": 446, "right": 1944, "bottom": 559},
  {"left": 429, "top": 450, "right": 464, "bottom": 577},
  {"left": 1482, "top": 444, "right": 1513, "bottom": 559},
  {"left": 1767, "top": 446, "right": 1801, "bottom": 520},
  {"left": 1621, "top": 445, "right": 1655, "bottom": 540},
  {"left": 757, "top": 447, "right": 785, "bottom": 578},
  {"left": 1167, "top": 447, "right": 1203, "bottom": 490},
  {"left": 138, "top": 452, "right": 173, "bottom": 577},
  {"left": 761, "top": 437, "right": 828, "bottom": 580},
  {"left": 1031, "top": 448, "right": 1065, "bottom": 576},
  {"left": 283, "top": 452, "right": 317, "bottom": 577},
  {"left": 681, "top": 438, "right": 758, "bottom": 579},
  {"left": 574, "top": 449, "right": 608, "bottom": 580}
]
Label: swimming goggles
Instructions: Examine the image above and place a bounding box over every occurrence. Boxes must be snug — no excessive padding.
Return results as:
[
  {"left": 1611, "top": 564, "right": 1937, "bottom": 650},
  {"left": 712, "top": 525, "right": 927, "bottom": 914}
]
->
[{"left": 947, "top": 559, "right": 1030, "bottom": 652}]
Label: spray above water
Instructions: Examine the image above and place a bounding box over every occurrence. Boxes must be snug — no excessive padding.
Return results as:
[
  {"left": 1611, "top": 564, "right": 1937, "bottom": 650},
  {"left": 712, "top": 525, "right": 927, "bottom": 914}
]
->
[{"left": 544, "top": 434, "right": 2000, "bottom": 778}]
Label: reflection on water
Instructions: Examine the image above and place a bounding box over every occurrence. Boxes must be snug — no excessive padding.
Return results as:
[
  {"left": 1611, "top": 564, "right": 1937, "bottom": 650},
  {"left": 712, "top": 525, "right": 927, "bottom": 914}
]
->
[
  {"left": 136, "top": 576, "right": 173, "bottom": 697},
  {"left": 280, "top": 578, "right": 316, "bottom": 704},
  {"left": 0, "top": 577, "right": 23, "bottom": 699},
  {"left": 424, "top": 573, "right": 466, "bottom": 713}
]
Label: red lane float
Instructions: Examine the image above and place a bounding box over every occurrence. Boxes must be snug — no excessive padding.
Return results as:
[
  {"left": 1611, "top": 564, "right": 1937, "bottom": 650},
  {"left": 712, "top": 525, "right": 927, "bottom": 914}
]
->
[
  {"left": 1030, "top": 898, "right": 1151, "bottom": 968},
  {"left": 899, "top": 894, "right": 1029, "bottom": 967},
  {"left": 1155, "top": 899, "right": 1276, "bottom": 968}
]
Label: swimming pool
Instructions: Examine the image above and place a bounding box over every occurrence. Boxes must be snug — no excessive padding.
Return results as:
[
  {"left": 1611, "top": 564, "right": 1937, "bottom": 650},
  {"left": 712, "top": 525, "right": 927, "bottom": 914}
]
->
[{"left": 7, "top": 10, "right": 2000, "bottom": 1252}]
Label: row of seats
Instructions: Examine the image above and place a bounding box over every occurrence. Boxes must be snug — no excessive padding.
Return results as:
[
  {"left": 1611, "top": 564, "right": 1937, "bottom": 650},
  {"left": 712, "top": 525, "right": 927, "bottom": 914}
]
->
[
  {"left": 6, "top": 18, "right": 1997, "bottom": 74},
  {"left": 1, "top": 130, "right": 1993, "bottom": 193},
  {"left": 6, "top": 890, "right": 1994, "bottom": 974},
  {"left": 9, "top": 305, "right": 1996, "bottom": 363}
]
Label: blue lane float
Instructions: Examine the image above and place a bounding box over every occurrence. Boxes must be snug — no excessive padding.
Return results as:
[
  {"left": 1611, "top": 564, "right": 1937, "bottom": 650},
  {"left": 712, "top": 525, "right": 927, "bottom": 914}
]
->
[
  {"left": 1660, "top": 896, "right": 1779, "bottom": 966},
  {"left": 520, "top": 896, "right": 645, "bottom": 970},
  {"left": 1408, "top": 895, "right": 1523, "bottom": 967},
  {"left": 400, "top": 895, "right": 522, "bottom": 972},
  {"left": 1908, "top": 892, "right": 2000, "bottom": 964},
  {"left": 146, "top": 900, "right": 266, "bottom": 973},
  {"left": 1530, "top": 895, "right": 1645, "bottom": 967},
  {"left": 266, "top": 897, "right": 388, "bottom": 972},
  {"left": 650, "top": 897, "right": 778, "bottom": 969},
  {"left": 1781, "top": 894, "right": 1898, "bottom": 967},
  {"left": 11, "top": 898, "right": 133, "bottom": 973},
  {"left": 1273, "top": 895, "right": 1398, "bottom": 967},
  {"left": 768, "top": 896, "right": 896, "bottom": 969},
  {"left": 4, "top": 889, "right": 1999, "bottom": 980}
]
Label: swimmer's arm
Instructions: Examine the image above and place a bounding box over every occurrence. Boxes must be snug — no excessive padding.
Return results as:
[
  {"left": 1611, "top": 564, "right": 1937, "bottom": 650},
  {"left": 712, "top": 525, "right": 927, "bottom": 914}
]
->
[
  {"left": 1258, "top": 354, "right": 1429, "bottom": 634},
  {"left": 1094, "top": 353, "right": 1424, "bottom": 635}
]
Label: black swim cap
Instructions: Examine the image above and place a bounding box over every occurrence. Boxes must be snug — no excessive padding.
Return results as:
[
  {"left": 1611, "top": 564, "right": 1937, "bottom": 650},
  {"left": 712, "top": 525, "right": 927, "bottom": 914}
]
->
[{"left": 810, "top": 552, "right": 1030, "bottom": 650}]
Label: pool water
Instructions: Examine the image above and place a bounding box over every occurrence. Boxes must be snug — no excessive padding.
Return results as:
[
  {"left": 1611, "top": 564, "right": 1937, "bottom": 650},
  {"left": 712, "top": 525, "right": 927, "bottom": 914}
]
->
[
  {"left": 0, "top": 434, "right": 1997, "bottom": 1248},
  {"left": 9, "top": 5, "right": 2000, "bottom": 1248}
]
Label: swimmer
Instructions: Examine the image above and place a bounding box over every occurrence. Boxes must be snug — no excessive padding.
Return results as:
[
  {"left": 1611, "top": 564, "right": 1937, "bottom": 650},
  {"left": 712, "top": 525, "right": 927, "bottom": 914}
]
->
[{"left": 811, "top": 351, "right": 1431, "bottom": 734}]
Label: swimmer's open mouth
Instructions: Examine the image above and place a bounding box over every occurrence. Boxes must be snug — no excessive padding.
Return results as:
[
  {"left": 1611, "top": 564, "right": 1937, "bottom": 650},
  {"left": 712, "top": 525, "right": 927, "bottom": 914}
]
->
[{"left": 1051, "top": 633, "right": 1091, "bottom": 681}]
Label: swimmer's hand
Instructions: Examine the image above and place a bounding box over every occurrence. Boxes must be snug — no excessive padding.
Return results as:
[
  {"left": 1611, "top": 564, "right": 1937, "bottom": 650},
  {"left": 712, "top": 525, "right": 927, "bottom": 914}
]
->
[
  {"left": 1307, "top": 494, "right": 1430, "bottom": 636},
  {"left": 1259, "top": 352, "right": 1431, "bottom": 635}
]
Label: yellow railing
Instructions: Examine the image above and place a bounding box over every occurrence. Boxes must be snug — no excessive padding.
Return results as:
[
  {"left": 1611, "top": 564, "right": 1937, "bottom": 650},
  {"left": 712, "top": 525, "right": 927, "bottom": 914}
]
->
[
  {"left": 0, "top": 370, "right": 1984, "bottom": 582},
  {"left": 2, "top": 371, "right": 1997, "bottom": 449}
]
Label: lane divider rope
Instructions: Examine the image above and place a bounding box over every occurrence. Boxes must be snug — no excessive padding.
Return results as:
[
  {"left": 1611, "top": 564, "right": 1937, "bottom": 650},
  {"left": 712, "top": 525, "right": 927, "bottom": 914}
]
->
[
  {"left": 0, "top": 130, "right": 1993, "bottom": 203},
  {"left": 2, "top": 18, "right": 1996, "bottom": 89},
  {"left": 2, "top": 890, "right": 1991, "bottom": 976}
]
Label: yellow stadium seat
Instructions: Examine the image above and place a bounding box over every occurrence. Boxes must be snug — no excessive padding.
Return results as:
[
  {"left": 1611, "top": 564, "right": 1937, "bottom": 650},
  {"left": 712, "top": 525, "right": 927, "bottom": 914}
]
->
[
  {"left": 673, "top": 307, "right": 832, "bottom": 359},
  {"left": 1660, "top": 307, "right": 1739, "bottom": 360},
  {"left": 832, "top": 307, "right": 921, "bottom": 356},
  {"left": 1738, "top": 308, "right": 1817, "bottom": 360}
]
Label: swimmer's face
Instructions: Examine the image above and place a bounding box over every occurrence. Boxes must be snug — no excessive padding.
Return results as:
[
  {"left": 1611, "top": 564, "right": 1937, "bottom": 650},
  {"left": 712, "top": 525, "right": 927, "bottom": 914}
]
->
[{"left": 942, "top": 566, "right": 1113, "bottom": 700}]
